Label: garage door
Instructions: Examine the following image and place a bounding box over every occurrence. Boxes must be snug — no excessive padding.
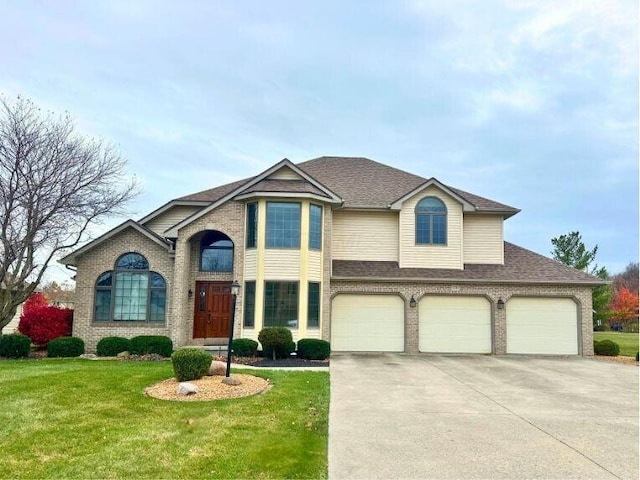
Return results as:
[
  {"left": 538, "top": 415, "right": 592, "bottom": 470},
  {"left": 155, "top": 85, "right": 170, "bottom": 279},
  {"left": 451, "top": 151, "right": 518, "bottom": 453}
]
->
[
  {"left": 331, "top": 294, "right": 404, "bottom": 352},
  {"left": 507, "top": 297, "right": 578, "bottom": 355},
  {"left": 419, "top": 296, "right": 492, "bottom": 353}
]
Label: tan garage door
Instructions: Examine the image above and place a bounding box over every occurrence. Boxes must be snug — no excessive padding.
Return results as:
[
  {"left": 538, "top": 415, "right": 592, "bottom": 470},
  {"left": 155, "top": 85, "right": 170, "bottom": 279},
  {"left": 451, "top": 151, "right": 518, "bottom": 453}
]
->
[
  {"left": 506, "top": 297, "right": 578, "bottom": 355},
  {"left": 331, "top": 294, "right": 404, "bottom": 352},
  {"left": 419, "top": 296, "right": 492, "bottom": 353}
]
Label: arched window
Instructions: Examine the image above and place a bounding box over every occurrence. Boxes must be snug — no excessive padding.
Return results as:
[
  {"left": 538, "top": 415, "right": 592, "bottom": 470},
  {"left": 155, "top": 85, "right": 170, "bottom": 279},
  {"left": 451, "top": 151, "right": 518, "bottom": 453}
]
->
[
  {"left": 94, "top": 252, "right": 166, "bottom": 322},
  {"left": 200, "top": 231, "right": 233, "bottom": 272},
  {"left": 416, "top": 197, "right": 447, "bottom": 245}
]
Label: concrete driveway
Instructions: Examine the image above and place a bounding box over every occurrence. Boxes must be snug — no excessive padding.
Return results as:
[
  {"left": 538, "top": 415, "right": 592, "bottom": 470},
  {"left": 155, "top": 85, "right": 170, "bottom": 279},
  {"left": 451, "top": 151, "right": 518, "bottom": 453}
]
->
[{"left": 329, "top": 355, "right": 638, "bottom": 480}]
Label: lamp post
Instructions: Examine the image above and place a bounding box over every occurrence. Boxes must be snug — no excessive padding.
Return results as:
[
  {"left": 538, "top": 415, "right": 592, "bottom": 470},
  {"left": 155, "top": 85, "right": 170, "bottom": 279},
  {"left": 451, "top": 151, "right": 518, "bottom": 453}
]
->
[{"left": 225, "top": 280, "right": 241, "bottom": 379}]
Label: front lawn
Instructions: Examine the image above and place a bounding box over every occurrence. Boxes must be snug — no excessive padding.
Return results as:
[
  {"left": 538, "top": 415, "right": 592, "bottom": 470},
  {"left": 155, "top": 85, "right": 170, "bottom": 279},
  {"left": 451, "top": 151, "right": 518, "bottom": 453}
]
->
[
  {"left": 0, "top": 360, "right": 329, "bottom": 479},
  {"left": 593, "top": 332, "right": 639, "bottom": 357}
]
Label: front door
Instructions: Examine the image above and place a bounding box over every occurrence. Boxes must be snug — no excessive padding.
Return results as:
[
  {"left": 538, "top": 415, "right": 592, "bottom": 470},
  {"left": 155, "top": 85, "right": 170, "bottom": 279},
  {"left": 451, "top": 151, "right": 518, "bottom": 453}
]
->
[{"left": 193, "top": 281, "right": 232, "bottom": 338}]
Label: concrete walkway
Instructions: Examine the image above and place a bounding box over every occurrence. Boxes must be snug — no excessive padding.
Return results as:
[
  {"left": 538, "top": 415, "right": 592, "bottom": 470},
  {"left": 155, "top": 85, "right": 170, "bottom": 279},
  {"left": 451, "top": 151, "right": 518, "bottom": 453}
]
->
[{"left": 329, "top": 354, "right": 639, "bottom": 480}]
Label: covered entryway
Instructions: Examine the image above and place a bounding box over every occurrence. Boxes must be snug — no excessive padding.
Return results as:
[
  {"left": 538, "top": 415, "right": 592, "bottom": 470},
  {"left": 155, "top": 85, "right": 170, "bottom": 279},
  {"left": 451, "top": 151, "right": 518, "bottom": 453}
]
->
[
  {"left": 506, "top": 297, "right": 579, "bottom": 355},
  {"left": 419, "top": 295, "right": 492, "bottom": 353},
  {"left": 193, "top": 281, "right": 232, "bottom": 338},
  {"left": 331, "top": 294, "right": 404, "bottom": 352}
]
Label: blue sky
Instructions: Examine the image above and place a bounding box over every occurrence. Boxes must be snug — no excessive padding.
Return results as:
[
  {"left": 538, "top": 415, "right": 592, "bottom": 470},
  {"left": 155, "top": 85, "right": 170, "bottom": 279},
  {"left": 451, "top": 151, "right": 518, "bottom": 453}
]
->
[{"left": 1, "top": 0, "right": 637, "bottom": 282}]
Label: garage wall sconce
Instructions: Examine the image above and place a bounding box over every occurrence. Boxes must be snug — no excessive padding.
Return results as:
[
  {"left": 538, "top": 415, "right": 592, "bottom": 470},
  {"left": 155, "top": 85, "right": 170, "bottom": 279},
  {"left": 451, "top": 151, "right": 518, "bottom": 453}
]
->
[
  {"left": 188, "top": 289, "right": 193, "bottom": 299},
  {"left": 409, "top": 295, "right": 417, "bottom": 308},
  {"left": 497, "top": 298, "right": 505, "bottom": 310}
]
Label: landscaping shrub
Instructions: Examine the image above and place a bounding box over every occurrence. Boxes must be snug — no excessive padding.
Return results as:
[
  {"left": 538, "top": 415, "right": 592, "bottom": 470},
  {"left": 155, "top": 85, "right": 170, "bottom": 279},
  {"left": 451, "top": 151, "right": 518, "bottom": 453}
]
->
[
  {"left": 47, "top": 337, "right": 85, "bottom": 358},
  {"left": 96, "top": 336, "right": 131, "bottom": 357},
  {"left": 593, "top": 324, "right": 607, "bottom": 332},
  {"left": 0, "top": 334, "right": 31, "bottom": 358},
  {"left": 129, "top": 335, "right": 173, "bottom": 357},
  {"left": 593, "top": 339, "right": 620, "bottom": 356},
  {"left": 171, "top": 348, "right": 212, "bottom": 381},
  {"left": 18, "top": 293, "right": 73, "bottom": 347},
  {"left": 232, "top": 338, "right": 258, "bottom": 357},
  {"left": 297, "top": 338, "right": 331, "bottom": 360},
  {"left": 258, "top": 327, "right": 296, "bottom": 360}
]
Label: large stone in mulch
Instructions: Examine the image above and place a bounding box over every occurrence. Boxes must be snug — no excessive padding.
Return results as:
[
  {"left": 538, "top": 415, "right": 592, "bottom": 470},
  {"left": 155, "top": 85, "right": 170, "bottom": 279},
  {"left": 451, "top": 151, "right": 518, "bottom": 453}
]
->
[
  {"left": 209, "top": 360, "right": 227, "bottom": 376},
  {"left": 177, "top": 382, "right": 199, "bottom": 395}
]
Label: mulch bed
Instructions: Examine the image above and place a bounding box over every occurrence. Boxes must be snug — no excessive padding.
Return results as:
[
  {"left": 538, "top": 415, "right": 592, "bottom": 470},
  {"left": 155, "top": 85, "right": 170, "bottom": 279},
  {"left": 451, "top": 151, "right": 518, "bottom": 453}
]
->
[{"left": 214, "top": 355, "right": 329, "bottom": 368}]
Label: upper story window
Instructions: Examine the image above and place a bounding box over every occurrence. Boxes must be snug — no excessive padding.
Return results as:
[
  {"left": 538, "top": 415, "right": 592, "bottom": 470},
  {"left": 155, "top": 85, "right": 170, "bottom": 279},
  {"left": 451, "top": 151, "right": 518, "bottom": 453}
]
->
[
  {"left": 200, "top": 231, "right": 233, "bottom": 272},
  {"left": 266, "top": 202, "right": 301, "bottom": 248},
  {"left": 309, "top": 204, "right": 322, "bottom": 250},
  {"left": 246, "top": 202, "right": 258, "bottom": 248},
  {"left": 94, "top": 252, "right": 166, "bottom": 323},
  {"left": 416, "top": 197, "right": 447, "bottom": 245}
]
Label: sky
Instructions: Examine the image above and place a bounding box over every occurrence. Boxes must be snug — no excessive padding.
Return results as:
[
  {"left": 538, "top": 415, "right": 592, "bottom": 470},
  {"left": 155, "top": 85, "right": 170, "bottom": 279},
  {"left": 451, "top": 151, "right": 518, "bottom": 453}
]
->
[{"left": 0, "top": 0, "right": 638, "bottom": 283}]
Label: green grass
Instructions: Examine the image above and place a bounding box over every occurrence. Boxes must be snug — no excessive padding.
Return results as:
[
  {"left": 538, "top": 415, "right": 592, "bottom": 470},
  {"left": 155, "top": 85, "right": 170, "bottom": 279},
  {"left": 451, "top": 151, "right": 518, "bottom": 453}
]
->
[
  {"left": 593, "top": 332, "right": 639, "bottom": 357},
  {"left": 0, "top": 360, "right": 329, "bottom": 479}
]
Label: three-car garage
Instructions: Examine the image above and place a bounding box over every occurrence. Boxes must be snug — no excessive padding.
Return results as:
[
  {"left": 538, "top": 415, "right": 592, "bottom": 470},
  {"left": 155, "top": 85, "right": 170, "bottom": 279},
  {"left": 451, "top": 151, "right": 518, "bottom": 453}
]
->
[{"left": 330, "top": 293, "right": 581, "bottom": 355}]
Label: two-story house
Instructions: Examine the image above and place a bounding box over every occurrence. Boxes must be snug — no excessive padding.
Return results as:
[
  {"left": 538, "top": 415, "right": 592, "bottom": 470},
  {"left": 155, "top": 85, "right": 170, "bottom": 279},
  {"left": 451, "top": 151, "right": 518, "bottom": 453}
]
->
[{"left": 60, "top": 157, "right": 602, "bottom": 356}]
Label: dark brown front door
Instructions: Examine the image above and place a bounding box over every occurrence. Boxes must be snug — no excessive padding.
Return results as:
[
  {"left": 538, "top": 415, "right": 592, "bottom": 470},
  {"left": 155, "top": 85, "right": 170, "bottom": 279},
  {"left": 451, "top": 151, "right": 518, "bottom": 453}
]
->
[{"left": 193, "top": 281, "right": 231, "bottom": 338}]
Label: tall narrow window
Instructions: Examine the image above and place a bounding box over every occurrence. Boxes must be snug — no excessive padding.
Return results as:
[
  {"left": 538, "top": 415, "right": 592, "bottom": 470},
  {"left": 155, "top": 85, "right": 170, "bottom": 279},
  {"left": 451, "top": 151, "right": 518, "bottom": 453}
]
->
[
  {"left": 94, "top": 252, "right": 166, "bottom": 323},
  {"left": 244, "top": 281, "right": 256, "bottom": 328},
  {"left": 266, "top": 202, "right": 301, "bottom": 248},
  {"left": 307, "top": 282, "right": 320, "bottom": 328},
  {"left": 309, "top": 204, "right": 322, "bottom": 250},
  {"left": 246, "top": 202, "right": 258, "bottom": 248},
  {"left": 200, "top": 231, "right": 233, "bottom": 272},
  {"left": 415, "top": 197, "right": 447, "bottom": 245},
  {"left": 264, "top": 281, "right": 299, "bottom": 327}
]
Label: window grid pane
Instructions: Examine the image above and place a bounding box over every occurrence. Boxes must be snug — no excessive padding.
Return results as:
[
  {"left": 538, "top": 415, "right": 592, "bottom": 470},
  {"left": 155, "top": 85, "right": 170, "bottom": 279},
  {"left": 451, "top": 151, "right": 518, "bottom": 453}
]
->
[
  {"left": 264, "top": 281, "right": 298, "bottom": 328},
  {"left": 113, "top": 272, "right": 148, "bottom": 321},
  {"left": 307, "top": 282, "right": 320, "bottom": 328},
  {"left": 115, "top": 253, "right": 149, "bottom": 270},
  {"left": 266, "top": 203, "right": 301, "bottom": 248},
  {"left": 246, "top": 203, "right": 258, "bottom": 248},
  {"left": 432, "top": 215, "right": 446, "bottom": 244},
  {"left": 244, "top": 281, "right": 256, "bottom": 328},
  {"left": 201, "top": 248, "right": 233, "bottom": 272},
  {"left": 309, "top": 205, "right": 322, "bottom": 250},
  {"left": 95, "top": 289, "right": 111, "bottom": 321},
  {"left": 416, "top": 215, "right": 432, "bottom": 244},
  {"left": 149, "top": 289, "right": 166, "bottom": 322}
]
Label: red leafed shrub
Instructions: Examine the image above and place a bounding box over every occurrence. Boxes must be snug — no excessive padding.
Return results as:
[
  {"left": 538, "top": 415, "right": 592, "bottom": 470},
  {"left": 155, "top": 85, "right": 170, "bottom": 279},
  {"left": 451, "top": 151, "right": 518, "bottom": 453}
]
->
[{"left": 18, "top": 295, "right": 73, "bottom": 347}]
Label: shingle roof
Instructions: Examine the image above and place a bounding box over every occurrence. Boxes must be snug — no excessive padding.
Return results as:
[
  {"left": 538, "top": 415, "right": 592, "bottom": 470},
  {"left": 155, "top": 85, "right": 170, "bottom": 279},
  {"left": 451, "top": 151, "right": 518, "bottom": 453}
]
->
[
  {"left": 332, "top": 242, "right": 605, "bottom": 285},
  {"left": 176, "top": 156, "right": 519, "bottom": 214},
  {"left": 238, "top": 179, "right": 331, "bottom": 197}
]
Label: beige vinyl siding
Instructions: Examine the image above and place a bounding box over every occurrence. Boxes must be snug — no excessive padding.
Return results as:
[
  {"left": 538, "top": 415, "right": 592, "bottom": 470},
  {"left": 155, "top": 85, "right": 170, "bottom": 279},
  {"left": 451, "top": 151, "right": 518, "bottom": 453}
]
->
[
  {"left": 264, "top": 250, "right": 301, "bottom": 278},
  {"left": 244, "top": 249, "right": 257, "bottom": 279},
  {"left": 144, "top": 206, "right": 202, "bottom": 235},
  {"left": 267, "top": 166, "right": 302, "bottom": 180},
  {"left": 332, "top": 211, "right": 399, "bottom": 261},
  {"left": 399, "top": 186, "right": 463, "bottom": 269},
  {"left": 308, "top": 250, "right": 322, "bottom": 281},
  {"left": 463, "top": 215, "right": 504, "bottom": 264}
]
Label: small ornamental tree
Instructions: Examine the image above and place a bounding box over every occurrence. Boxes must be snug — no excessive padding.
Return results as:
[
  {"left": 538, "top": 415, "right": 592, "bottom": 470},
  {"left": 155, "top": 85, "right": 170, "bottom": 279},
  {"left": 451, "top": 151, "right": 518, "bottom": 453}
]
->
[
  {"left": 18, "top": 294, "right": 73, "bottom": 347},
  {"left": 609, "top": 287, "right": 639, "bottom": 323},
  {"left": 23, "top": 292, "right": 48, "bottom": 315}
]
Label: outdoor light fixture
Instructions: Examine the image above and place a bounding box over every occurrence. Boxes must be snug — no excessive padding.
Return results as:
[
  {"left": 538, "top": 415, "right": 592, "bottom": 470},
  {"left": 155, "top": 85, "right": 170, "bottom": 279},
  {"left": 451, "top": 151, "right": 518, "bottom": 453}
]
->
[
  {"left": 188, "top": 289, "right": 193, "bottom": 299},
  {"left": 224, "top": 280, "right": 242, "bottom": 379},
  {"left": 409, "top": 295, "right": 417, "bottom": 308},
  {"left": 497, "top": 298, "right": 505, "bottom": 310}
]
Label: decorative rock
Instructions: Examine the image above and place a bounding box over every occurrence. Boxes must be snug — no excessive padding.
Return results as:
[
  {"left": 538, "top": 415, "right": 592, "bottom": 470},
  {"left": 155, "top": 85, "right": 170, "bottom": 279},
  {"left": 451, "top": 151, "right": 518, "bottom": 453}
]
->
[
  {"left": 221, "top": 376, "right": 242, "bottom": 386},
  {"left": 79, "top": 353, "right": 97, "bottom": 359},
  {"left": 117, "top": 351, "right": 130, "bottom": 358},
  {"left": 209, "top": 360, "right": 226, "bottom": 376},
  {"left": 177, "top": 382, "right": 199, "bottom": 395}
]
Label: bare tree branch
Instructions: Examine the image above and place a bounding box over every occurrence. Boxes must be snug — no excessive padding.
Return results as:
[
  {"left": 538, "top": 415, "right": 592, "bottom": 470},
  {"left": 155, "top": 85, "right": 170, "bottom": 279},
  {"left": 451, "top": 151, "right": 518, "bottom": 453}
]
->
[{"left": 0, "top": 95, "right": 139, "bottom": 329}]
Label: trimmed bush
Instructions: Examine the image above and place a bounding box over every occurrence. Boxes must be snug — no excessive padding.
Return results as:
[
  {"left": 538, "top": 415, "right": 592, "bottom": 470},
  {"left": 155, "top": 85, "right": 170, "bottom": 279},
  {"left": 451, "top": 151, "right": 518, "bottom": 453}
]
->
[
  {"left": 593, "top": 324, "right": 607, "bottom": 332},
  {"left": 47, "top": 337, "right": 85, "bottom": 358},
  {"left": 593, "top": 339, "right": 620, "bottom": 356},
  {"left": 258, "top": 327, "right": 296, "bottom": 360},
  {"left": 96, "top": 337, "right": 131, "bottom": 357},
  {"left": 130, "top": 336, "right": 173, "bottom": 357},
  {"left": 232, "top": 338, "right": 259, "bottom": 357},
  {"left": 297, "top": 339, "right": 331, "bottom": 360},
  {"left": 171, "top": 348, "right": 212, "bottom": 382},
  {"left": 0, "top": 334, "right": 31, "bottom": 358}
]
